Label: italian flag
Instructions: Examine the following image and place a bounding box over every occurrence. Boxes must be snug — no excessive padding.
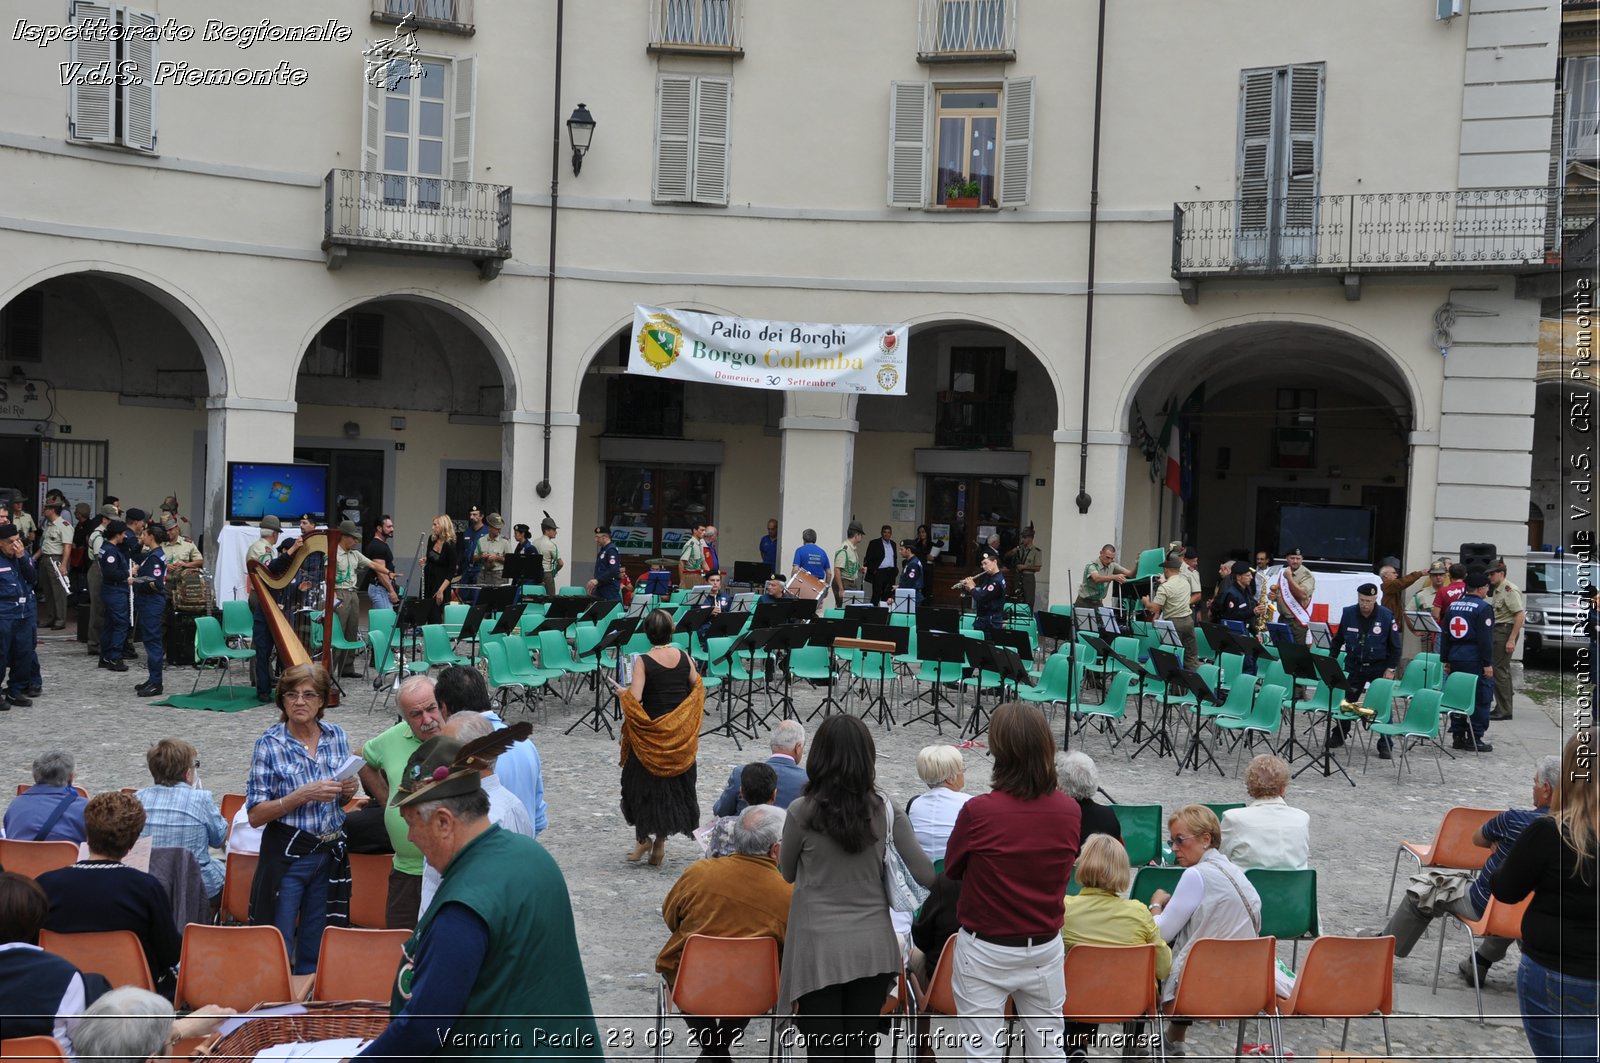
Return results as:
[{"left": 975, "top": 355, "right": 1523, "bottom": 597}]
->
[{"left": 1164, "top": 420, "right": 1182, "bottom": 495}]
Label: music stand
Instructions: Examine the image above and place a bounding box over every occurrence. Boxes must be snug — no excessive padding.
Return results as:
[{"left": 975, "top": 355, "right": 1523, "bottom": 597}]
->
[
  {"left": 702, "top": 632, "right": 759, "bottom": 750},
  {"left": 890, "top": 588, "right": 918, "bottom": 614},
  {"left": 1293, "top": 652, "right": 1356, "bottom": 786},
  {"left": 959, "top": 636, "right": 1000, "bottom": 741},
  {"left": 903, "top": 630, "right": 964, "bottom": 734},
  {"left": 1275, "top": 645, "right": 1322, "bottom": 764},
  {"left": 454, "top": 600, "right": 492, "bottom": 660},
  {"left": 544, "top": 596, "right": 590, "bottom": 620},
  {"left": 1170, "top": 666, "right": 1225, "bottom": 777},
  {"left": 501, "top": 552, "right": 543, "bottom": 588},
  {"left": 802, "top": 618, "right": 856, "bottom": 720},
  {"left": 1307, "top": 622, "right": 1335, "bottom": 651},
  {"left": 1132, "top": 648, "right": 1187, "bottom": 762},
  {"left": 759, "top": 622, "right": 812, "bottom": 720},
  {"left": 852, "top": 624, "right": 908, "bottom": 726},
  {"left": 1407, "top": 610, "right": 1441, "bottom": 656},
  {"left": 732, "top": 560, "right": 772, "bottom": 588},
  {"left": 844, "top": 604, "right": 890, "bottom": 628},
  {"left": 564, "top": 618, "right": 638, "bottom": 738},
  {"left": 918, "top": 605, "right": 960, "bottom": 633},
  {"left": 1080, "top": 633, "right": 1150, "bottom": 749},
  {"left": 394, "top": 596, "right": 432, "bottom": 688},
  {"left": 489, "top": 602, "right": 527, "bottom": 637}
]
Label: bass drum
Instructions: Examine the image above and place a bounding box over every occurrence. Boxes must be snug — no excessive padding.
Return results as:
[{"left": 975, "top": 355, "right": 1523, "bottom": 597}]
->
[{"left": 166, "top": 609, "right": 198, "bottom": 667}]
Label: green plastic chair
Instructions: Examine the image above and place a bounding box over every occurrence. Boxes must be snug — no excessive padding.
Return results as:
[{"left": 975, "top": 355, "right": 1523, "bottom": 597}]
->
[
  {"left": 1216, "top": 683, "right": 1288, "bottom": 773},
  {"left": 1111, "top": 804, "right": 1164, "bottom": 867},
  {"left": 1203, "top": 802, "right": 1245, "bottom": 821},
  {"left": 1131, "top": 547, "right": 1168, "bottom": 581},
  {"left": 1070, "top": 671, "right": 1134, "bottom": 750},
  {"left": 502, "top": 634, "right": 564, "bottom": 687},
  {"left": 1392, "top": 657, "right": 1440, "bottom": 702},
  {"left": 1130, "top": 865, "right": 1184, "bottom": 905},
  {"left": 1218, "top": 651, "right": 1247, "bottom": 694},
  {"left": 1247, "top": 868, "right": 1319, "bottom": 963},
  {"left": 788, "top": 645, "right": 835, "bottom": 685},
  {"left": 220, "top": 599, "right": 254, "bottom": 645},
  {"left": 442, "top": 602, "right": 469, "bottom": 638},
  {"left": 1019, "top": 655, "right": 1076, "bottom": 712},
  {"left": 1195, "top": 626, "right": 1218, "bottom": 664},
  {"left": 192, "top": 615, "right": 255, "bottom": 694},
  {"left": 1438, "top": 671, "right": 1484, "bottom": 749},
  {"left": 1201, "top": 677, "right": 1255, "bottom": 724},
  {"left": 558, "top": 586, "right": 587, "bottom": 596},
  {"left": 421, "top": 623, "right": 472, "bottom": 671},
  {"left": 483, "top": 640, "right": 544, "bottom": 712},
  {"left": 1414, "top": 652, "right": 1445, "bottom": 689},
  {"left": 537, "top": 628, "right": 597, "bottom": 701},
  {"left": 1369, "top": 689, "right": 1446, "bottom": 782}
]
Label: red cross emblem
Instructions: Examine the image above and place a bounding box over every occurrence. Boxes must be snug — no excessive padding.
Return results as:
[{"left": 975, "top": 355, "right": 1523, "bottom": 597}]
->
[{"left": 1448, "top": 616, "right": 1469, "bottom": 640}]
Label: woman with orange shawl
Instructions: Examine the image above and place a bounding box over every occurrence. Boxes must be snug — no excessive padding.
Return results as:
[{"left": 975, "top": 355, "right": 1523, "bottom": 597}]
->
[{"left": 612, "top": 608, "right": 705, "bottom": 866}]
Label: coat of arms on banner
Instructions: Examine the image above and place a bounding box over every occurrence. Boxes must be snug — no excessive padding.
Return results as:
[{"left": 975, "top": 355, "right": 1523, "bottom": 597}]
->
[{"left": 638, "top": 312, "right": 684, "bottom": 371}]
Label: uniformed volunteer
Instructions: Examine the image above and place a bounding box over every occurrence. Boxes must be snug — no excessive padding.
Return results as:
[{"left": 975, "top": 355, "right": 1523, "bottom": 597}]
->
[
  {"left": 85, "top": 503, "right": 117, "bottom": 656},
  {"left": 35, "top": 501, "right": 71, "bottom": 630},
  {"left": 1141, "top": 555, "right": 1197, "bottom": 668},
  {"left": 1008, "top": 527, "right": 1044, "bottom": 610},
  {"left": 0, "top": 523, "right": 40, "bottom": 708},
  {"left": 1334, "top": 583, "right": 1400, "bottom": 758},
  {"left": 679, "top": 522, "right": 708, "bottom": 587},
  {"left": 535, "top": 515, "right": 563, "bottom": 596},
  {"left": 1074, "top": 544, "right": 1131, "bottom": 610},
  {"left": 97, "top": 519, "right": 132, "bottom": 673},
  {"left": 832, "top": 521, "right": 865, "bottom": 607},
  {"left": 476, "top": 514, "right": 511, "bottom": 584},
  {"left": 960, "top": 547, "right": 1007, "bottom": 633},
  {"left": 587, "top": 527, "right": 622, "bottom": 601},
  {"left": 133, "top": 524, "right": 169, "bottom": 697},
  {"left": 1275, "top": 546, "right": 1317, "bottom": 646},
  {"left": 159, "top": 517, "right": 205, "bottom": 579},
  {"left": 897, "top": 538, "right": 924, "bottom": 611},
  {"left": 1486, "top": 560, "right": 1524, "bottom": 721},
  {"left": 1441, "top": 570, "right": 1496, "bottom": 753}
]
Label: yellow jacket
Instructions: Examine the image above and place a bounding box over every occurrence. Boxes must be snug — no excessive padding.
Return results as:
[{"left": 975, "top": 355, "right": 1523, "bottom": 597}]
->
[{"left": 1062, "top": 887, "right": 1173, "bottom": 981}]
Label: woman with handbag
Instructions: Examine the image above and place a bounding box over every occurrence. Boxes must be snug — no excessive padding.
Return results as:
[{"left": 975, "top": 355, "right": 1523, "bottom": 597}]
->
[
  {"left": 944, "top": 702, "right": 1081, "bottom": 1063},
  {"left": 778, "top": 714, "right": 935, "bottom": 1063}
]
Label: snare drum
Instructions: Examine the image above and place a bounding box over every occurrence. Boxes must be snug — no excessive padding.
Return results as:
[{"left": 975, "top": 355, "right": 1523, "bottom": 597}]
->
[{"left": 785, "top": 571, "right": 826, "bottom": 601}]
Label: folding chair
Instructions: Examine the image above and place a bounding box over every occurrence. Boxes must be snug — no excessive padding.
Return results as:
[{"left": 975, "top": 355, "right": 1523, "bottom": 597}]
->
[
  {"left": 39, "top": 928, "right": 155, "bottom": 991},
  {"left": 1385, "top": 805, "right": 1497, "bottom": 916},
  {"left": 1437, "top": 670, "right": 1485, "bottom": 750},
  {"left": 173, "top": 924, "right": 299, "bottom": 1011},
  {"left": 655, "top": 935, "right": 781, "bottom": 1063},
  {"left": 1167, "top": 936, "right": 1282, "bottom": 1060},
  {"left": 1433, "top": 892, "right": 1534, "bottom": 1022},
  {"left": 311, "top": 926, "right": 410, "bottom": 1001},
  {"left": 0, "top": 840, "right": 78, "bottom": 879},
  {"left": 1277, "top": 935, "right": 1394, "bottom": 1054},
  {"left": 1215, "top": 684, "right": 1287, "bottom": 774},
  {"left": 220, "top": 598, "right": 254, "bottom": 646}
]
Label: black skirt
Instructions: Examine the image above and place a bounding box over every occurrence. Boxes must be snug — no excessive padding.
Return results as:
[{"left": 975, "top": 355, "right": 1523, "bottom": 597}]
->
[{"left": 620, "top": 756, "right": 699, "bottom": 840}]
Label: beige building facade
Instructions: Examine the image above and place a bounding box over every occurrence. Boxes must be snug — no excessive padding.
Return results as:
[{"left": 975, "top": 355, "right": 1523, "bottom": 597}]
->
[{"left": 0, "top": 0, "right": 1586, "bottom": 600}]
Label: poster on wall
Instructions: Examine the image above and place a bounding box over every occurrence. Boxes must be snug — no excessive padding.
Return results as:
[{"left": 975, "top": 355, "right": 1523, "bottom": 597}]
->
[
  {"left": 628, "top": 305, "right": 909, "bottom": 395},
  {"left": 889, "top": 487, "right": 917, "bottom": 523},
  {"left": 47, "top": 477, "right": 97, "bottom": 518}
]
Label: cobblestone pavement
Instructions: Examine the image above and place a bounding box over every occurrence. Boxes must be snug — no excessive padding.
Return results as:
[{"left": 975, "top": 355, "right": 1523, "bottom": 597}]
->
[{"left": 1, "top": 627, "right": 1581, "bottom": 1061}]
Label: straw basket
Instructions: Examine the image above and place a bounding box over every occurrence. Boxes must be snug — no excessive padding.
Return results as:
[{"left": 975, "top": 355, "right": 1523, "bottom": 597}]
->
[{"left": 200, "top": 1002, "right": 389, "bottom": 1061}]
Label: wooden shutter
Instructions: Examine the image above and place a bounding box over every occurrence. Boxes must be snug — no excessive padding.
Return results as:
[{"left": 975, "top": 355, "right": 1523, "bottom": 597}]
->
[
  {"left": 450, "top": 55, "right": 476, "bottom": 182},
  {"left": 1236, "top": 68, "right": 1275, "bottom": 233},
  {"left": 654, "top": 74, "right": 693, "bottom": 203},
  {"left": 67, "top": 0, "right": 115, "bottom": 144},
  {"left": 360, "top": 70, "right": 381, "bottom": 174},
  {"left": 120, "top": 7, "right": 158, "bottom": 152},
  {"left": 692, "top": 76, "right": 731, "bottom": 205},
  {"left": 1282, "top": 64, "right": 1323, "bottom": 228},
  {"left": 887, "top": 80, "right": 931, "bottom": 208},
  {"left": 999, "top": 75, "right": 1034, "bottom": 207}
]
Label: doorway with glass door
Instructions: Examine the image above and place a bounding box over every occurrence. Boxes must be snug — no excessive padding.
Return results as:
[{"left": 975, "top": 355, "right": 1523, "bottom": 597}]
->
[{"left": 921, "top": 474, "right": 1021, "bottom": 606}]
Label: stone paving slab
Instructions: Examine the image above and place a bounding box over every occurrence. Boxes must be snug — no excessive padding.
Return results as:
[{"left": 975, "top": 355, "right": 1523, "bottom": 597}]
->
[{"left": 0, "top": 628, "right": 1578, "bottom": 1061}]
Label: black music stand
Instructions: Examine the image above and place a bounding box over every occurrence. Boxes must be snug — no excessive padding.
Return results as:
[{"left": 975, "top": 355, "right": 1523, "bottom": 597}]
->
[
  {"left": 759, "top": 623, "right": 812, "bottom": 720},
  {"left": 565, "top": 618, "right": 637, "bottom": 738},
  {"left": 1307, "top": 622, "right": 1335, "bottom": 652},
  {"left": 1294, "top": 652, "right": 1356, "bottom": 786},
  {"left": 844, "top": 604, "right": 890, "bottom": 628},
  {"left": 489, "top": 602, "right": 527, "bottom": 637},
  {"left": 1171, "top": 666, "right": 1225, "bottom": 777},
  {"left": 501, "top": 552, "right": 543, "bottom": 593},
  {"left": 1132, "top": 648, "right": 1184, "bottom": 762},
  {"left": 854, "top": 624, "right": 908, "bottom": 726},
  {"left": 1275, "top": 645, "right": 1323, "bottom": 764},
  {"left": 703, "top": 626, "right": 765, "bottom": 748},
  {"left": 1407, "top": 611, "right": 1441, "bottom": 656},
  {"left": 1080, "top": 633, "right": 1150, "bottom": 748},
  {"left": 393, "top": 597, "right": 432, "bottom": 689},
  {"left": 802, "top": 618, "right": 856, "bottom": 720},
  {"left": 544, "top": 596, "right": 591, "bottom": 620},
  {"left": 903, "top": 630, "right": 964, "bottom": 734},
  {"left": 732, "top": 560, "right": 772, "bottom": 589},
  {"left": 454, "top": 599, "right": 492, "bottom": 660}
]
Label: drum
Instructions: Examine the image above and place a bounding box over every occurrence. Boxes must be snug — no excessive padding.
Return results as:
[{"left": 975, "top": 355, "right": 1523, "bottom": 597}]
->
[{"left": 785, "top": 571, "right": 826, "bottom": 601}]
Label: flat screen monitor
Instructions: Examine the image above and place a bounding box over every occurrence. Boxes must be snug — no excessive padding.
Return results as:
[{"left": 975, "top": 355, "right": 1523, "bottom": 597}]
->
[
  {"left": 1277, "top": 503, "right": 1375, "bottom": 565},
  {"left": 226, "top": 461, "right": 329, "bottom": 522}
]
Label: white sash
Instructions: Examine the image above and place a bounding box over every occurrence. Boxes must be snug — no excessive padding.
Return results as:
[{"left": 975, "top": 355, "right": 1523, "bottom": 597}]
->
[{"left": 1279, "top": 568, "right": 1312, "bottom": 641}]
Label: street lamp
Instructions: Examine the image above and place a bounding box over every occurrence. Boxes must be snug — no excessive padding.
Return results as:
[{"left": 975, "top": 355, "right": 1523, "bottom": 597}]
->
[{"left": 567, "top": 103, "right": 596, "bottom": 176}]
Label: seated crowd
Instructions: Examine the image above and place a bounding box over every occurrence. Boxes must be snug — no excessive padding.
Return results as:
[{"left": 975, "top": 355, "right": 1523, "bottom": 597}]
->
[{"left": 2, "top": 696, "right": 1595, "bottom": 1063}]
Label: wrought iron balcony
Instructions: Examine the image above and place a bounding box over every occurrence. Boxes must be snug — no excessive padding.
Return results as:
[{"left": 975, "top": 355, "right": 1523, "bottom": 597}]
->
[
  {"left": 1170, "top": 187, "right": 1590, "bottom": 302},
  {"left": 917, "top": 0, "right": 1016, "bottom": 62},
  {"left": 322, "top": 169, "right": 511, "bottom": 280},
  {"left": 371, "top": 0, "right": 474, "bottom": 35},
  {"left": 647, "top": 0, "right": 744, "bottom": 55}
]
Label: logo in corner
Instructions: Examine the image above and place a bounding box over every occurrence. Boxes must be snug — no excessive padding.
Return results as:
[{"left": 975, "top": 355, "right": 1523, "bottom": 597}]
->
[
  {"left": 638, "top": 313, "right": 684, "bottom": 372},
  {"left": 876, "top": 365, "right": 900, "bottom": 391},
  {"left": 879, "top": 330, "right": 900, "bottom": 355}
]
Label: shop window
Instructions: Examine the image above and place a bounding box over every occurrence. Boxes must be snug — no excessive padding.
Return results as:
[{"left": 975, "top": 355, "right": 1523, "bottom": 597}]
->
[{"left": 604, "top": 466, "right": 713, "bottom": 560}]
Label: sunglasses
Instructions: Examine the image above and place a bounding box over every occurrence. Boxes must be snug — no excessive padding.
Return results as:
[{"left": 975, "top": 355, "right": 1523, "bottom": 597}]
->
[{"left": 1170, "top": 833, "right": 1202, "bottom": 847}]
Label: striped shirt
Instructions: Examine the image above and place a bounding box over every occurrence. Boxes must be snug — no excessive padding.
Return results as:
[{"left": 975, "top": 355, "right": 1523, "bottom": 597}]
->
[{"left": 246, "top": 720, "right": 351, "bottom": 837}]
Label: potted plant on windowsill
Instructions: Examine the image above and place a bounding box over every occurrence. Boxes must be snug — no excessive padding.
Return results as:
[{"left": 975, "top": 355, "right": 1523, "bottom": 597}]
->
[{"left": 944, "top": 178, "right": 981, "bottom": 209}]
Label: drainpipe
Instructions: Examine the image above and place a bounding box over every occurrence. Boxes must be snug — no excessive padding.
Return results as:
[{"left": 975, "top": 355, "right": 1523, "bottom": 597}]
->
[
  {"left": 1073, "top": 0, "right": 1108, "bottom": 515},
  {"left": 536, "top": 0, "right": 565, "bottom": 499}
]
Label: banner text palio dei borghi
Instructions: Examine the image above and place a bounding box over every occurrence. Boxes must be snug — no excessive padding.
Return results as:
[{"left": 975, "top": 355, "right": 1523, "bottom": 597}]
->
[{"left": 628, "top": 305, "right": 909, "bottom": 395}]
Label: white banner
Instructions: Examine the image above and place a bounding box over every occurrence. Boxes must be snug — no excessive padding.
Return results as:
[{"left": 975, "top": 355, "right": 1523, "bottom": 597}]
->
[{"left": 628, "top": 305, "right": 909, "bottom": 395}]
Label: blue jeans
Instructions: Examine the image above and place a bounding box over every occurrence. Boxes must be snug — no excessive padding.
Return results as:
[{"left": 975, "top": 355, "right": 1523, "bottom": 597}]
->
[
  {"left": 1517, "top": 954, "right": 1598, "bottom": 1063},
  {"left": 366, "top": 584, "right": 394, "bottom": 611},
  {"left": 251, "top": 598, "right": 276, "bottom": 697},
  {"left": 272, "top": 850, "right": 332, "bottom": 975}
]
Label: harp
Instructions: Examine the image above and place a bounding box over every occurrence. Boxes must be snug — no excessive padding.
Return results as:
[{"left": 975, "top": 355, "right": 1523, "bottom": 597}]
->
[{"left": 248, "top": 528, "right": 341, "bottom": 706}]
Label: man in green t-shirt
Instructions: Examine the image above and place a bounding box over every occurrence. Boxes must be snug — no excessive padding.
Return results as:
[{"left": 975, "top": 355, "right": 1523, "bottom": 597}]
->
[
  {"left": 1075, "top": 544, "right": 1130, "bottom": 608},
  {"left": 358, "top": 674, "right": 444, "bottom": 929}
]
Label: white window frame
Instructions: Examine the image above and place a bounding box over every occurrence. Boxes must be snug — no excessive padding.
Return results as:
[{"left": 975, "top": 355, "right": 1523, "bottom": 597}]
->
[
  {"left": 66, "top": 1, "right": 158, "bottom": 153},
  {"left": 887, "top": 76, "right": 1033, "bottom": 209},
  {"left": 1565, "top": 55, "right": 1599, "bottom": 165},
  {"left": 652, "top": 73, "right": 733, "bottom": 206},
  {"left": 358, "top": 52, "right": 477, "bottom": 242}
]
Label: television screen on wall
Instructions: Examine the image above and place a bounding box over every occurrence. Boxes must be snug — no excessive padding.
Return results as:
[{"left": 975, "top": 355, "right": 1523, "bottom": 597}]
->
[
  {"left": 1277, "top": 503, "right": 1376, "bottom": 565},
  {"left": 226, "top": 462, "right": 329, "bottom": 523}
]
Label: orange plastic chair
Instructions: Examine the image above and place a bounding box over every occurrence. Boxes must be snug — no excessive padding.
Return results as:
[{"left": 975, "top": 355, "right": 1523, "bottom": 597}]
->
[
  {"left": 1386, "top": 806, "right": 1498, "bottom": 915},
  {"left": 0, "top": 1036, "right": 68, "bottom": 1060},
  {"left": 1434, "top": 892, "right": 1533, "bottom": 1022},
  {"left": 218, "top": 852, "right": 257, "bottom": 925},
  {"left": 39, "top": 928, "right": 155, "bottom": 992},
  {"left": 1168, "top": 936, "right": 1281, "bottom": 1059},
  {"left": 1277, "top": 935, "right": 1394, "bottom": 1054},
  {"left": 311, "top": 926, "right": 409, "bottom": 1002},
  {"left": 654, "top": 935, "right": 780, "bottom": 1063},
  {"left": 12, "top": 785, "right": 87, "bottom": 798},
  {"left": 918, "top": 936, "right": 959, "bottom": 1018},
  {"left": 1063, "top": 943, "right": 1160, "bottom": 1026},
  {"left": 348, "top": 852, "right": 392, "bottom": 930},
  {"left": 220, "top": 793, "right": 246, "bottom": 841},
  {"left": 0, "top": 839, "right": 79, "bottom": 879},
  {"left": 173, "top": 923, "right": 298, "bottom": 1011}
]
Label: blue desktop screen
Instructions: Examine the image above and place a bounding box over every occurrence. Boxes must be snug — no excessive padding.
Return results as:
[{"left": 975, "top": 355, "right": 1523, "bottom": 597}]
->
[{"left": 227, "top": 462, "right": 329, "bottom": 521}]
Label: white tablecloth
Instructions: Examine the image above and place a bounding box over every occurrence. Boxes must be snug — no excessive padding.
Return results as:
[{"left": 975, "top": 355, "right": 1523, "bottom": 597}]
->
[
  {"left": 1265, "top": 565, "right": 1381, "bottom": 625},
  {"left": 214, "top": 523, "right": 271, "bottom": 606}
]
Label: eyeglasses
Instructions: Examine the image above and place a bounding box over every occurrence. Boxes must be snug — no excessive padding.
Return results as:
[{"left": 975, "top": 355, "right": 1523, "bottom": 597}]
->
[
  {"left": 283, "top": 690, "right": 323, "bottom": 703},
  {"left": 1170, "top": 833, "right": 1194, "bottom": 847}
]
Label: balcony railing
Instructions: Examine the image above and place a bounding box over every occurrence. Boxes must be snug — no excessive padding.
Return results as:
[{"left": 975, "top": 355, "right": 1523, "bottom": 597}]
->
[
  {"left": 918, "top": 0, "right": 1016, "bottom": 62},
  {"left": 371, "top": 0, "right": 474, "bottom": 34},
  {"left": 322, "top": 169, "right": 511, "bottom": 279},
  {"left": 647, "top": 0, "right": 743, "bottom": 55}
]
